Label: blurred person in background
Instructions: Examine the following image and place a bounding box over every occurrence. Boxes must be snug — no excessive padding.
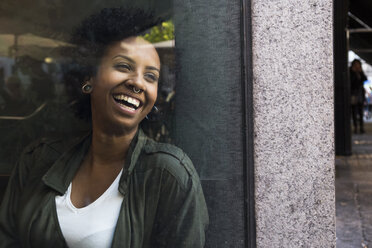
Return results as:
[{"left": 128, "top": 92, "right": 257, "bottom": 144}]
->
[
  {"left": 16, "top": 55, "right": 55, "bottom": 104},
  {"left": 0, "top": 75, "right": 29, "bottom": 116},
  {"left": 350, "top": 59, "right": 367, "bottom": 134}
]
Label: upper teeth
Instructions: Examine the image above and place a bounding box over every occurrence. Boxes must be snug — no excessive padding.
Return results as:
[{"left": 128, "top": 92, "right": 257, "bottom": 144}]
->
[{"left": 113, "top": 94, "right": 140, "bottom": 107}]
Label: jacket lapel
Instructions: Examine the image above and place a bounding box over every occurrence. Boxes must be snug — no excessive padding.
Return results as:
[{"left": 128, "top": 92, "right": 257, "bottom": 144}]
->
[{"left": 42, "top": 134, "right": 91, "bottom": 195}]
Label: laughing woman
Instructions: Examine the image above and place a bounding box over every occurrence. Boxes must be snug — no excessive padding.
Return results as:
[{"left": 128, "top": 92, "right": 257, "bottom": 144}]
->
[{"left": 0, "top": 8, "right": 208, "bottom": 248}]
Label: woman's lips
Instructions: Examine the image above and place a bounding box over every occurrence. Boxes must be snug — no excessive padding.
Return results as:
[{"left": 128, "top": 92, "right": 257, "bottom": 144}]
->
[
  {"left": 112, "top": 93, "right": 142, "bottom": 115},
  {"left": 113, "top": 94, "right": 141, "bottom": 108}
]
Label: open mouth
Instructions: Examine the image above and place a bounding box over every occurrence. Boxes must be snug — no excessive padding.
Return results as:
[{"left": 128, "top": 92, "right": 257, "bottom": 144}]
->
[{"left": 113, "top": 94, "right": 141, "bottom": 111}]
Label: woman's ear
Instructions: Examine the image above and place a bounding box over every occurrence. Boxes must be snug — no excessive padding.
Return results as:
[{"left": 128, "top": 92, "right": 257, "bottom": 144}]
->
[
  {"left": 81, "top": 77, "right": 93, "bottom": 94},
  {"left": 83, "top": 76, "right": 93, "bottom": 84}
]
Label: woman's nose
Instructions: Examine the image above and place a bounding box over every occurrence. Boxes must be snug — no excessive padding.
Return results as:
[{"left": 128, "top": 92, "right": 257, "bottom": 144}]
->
[{"left": 125, "top": 76, "right": 146, "bottom": 92}]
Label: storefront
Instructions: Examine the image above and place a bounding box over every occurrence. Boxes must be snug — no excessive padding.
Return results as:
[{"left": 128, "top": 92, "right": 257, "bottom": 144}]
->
[{"left": 0, "top": 0, "right": 336, "bottom": 247}]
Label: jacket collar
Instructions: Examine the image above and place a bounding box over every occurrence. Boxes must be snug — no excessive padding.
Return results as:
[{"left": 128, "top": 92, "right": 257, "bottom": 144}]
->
[
  {"left": 118, "top": 128, "right": 147, "bottom": 195},
  {"left": 42, "top": 128, "right": 148, "bottom": 195}
]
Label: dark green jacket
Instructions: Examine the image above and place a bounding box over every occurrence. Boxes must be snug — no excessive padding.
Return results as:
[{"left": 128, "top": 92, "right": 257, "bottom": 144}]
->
[{"left": 0, "top": 129, "right": 208, "bottom": 247}]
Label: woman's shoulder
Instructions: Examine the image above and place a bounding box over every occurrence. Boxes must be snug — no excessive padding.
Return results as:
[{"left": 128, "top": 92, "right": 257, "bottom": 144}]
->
[
  {"left": 140, "top": 138, "right": 200, "bottom": 191},
  {"left": 143, "top": 138, "right": 185, "bottom": 159},
  {"left": 16, "top": 135, "right": 84, "bottom": 173},
  {"left": 22, "top": 136, "right": 79, "bottom": 158},
  {"left": 20, "top": 138, "right": 62, "bottom": 163}
]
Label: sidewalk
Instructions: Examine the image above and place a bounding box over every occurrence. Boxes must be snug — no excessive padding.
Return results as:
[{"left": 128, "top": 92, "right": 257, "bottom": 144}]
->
[{"left": 336, "top": 123, "right": 372, "bottom": 248}]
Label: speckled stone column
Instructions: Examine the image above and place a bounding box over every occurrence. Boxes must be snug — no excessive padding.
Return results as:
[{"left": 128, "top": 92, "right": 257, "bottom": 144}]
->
[{"left": 252, "top": 1, "right": 335, "bottom": 247}]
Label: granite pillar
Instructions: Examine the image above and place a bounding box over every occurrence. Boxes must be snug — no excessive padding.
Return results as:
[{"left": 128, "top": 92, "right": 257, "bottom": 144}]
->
[{"left": 252, "top": 0, "right": 335, "bottom": 247}]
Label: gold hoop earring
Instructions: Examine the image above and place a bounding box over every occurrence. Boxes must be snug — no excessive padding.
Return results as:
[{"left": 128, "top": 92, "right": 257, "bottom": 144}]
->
[{"left": 82, "top": 83, "right": 93, "bottom": 94}]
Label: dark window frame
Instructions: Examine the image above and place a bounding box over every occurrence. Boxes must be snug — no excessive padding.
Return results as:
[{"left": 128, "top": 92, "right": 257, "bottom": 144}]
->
[{"left": 241, "top": 0, "right": 256, "bottom": 247}]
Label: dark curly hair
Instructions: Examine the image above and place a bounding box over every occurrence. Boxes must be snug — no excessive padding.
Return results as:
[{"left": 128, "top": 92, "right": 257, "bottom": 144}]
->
[{"left": 66, "top": 7, "right": 162, "bottom": 120}]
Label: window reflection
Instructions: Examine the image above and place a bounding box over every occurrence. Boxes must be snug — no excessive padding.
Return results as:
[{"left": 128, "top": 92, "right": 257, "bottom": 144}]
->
[
  {"left": 0, "top": 11, "right": 175, "bottom": 175},
  {"left": 142, "top": 33, "right": 175, "bottom": 143}
]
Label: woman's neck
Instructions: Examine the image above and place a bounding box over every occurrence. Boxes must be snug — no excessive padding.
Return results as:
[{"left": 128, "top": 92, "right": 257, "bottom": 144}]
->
[{"left": 89, "top": 126, "right": 138, "bottom": 167}]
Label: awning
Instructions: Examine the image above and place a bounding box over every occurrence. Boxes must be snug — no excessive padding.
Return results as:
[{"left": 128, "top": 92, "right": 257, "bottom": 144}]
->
[{"left": 0, "top": 0, "right": 172, "bottom": 59}]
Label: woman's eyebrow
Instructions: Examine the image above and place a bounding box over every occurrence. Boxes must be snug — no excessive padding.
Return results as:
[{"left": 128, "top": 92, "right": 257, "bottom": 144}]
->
[
  {"left": 112, "top": 56, "right": 159, "bottom": 72},
  {"left": 146, "top": 66, "right": 160, "bottom": 73},
  {"left": 112, "top": 55, "right": 135, "bottom": 64}
]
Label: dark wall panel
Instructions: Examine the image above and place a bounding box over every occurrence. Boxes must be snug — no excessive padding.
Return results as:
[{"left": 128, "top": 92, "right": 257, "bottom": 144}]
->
[
  {"left": 334, "top": 0, "right": 352, "bottom": 156},
  {"left": 173, "top": 0, "right": 246, "bottom": 247}
]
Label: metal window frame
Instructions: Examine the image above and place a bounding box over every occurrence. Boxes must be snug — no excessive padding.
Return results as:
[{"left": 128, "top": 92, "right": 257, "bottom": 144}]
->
[{"left": 240, "top": 0, "right": 256, "bottom": 247}]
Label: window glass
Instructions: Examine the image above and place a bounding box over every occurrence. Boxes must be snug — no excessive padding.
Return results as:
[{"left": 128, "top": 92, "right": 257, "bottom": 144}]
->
[
  {"left": 0, "top": 2, "right": 174, "bottom": 175},
  {"left": 0, "top": 1, "right": 248, "bottom": 247},
  {"left": 141, "top": 20, "right": 175, "bottom": 143}
]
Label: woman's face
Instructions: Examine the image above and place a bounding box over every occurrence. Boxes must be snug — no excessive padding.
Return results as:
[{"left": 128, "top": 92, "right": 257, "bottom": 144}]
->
[
  {"left": 352, "top": 61, "right": 362, "bottom": 73},
  {"left": 89, "top": 36, "right": 160, "bottom": 134}
]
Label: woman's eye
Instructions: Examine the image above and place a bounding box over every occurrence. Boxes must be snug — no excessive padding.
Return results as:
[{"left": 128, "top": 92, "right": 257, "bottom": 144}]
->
[
  {"left": 144, "top": 73, "right": 159, "bottom": 82},
  {"left": 115, "top": 64, "right": 131, "bottom": 71}
]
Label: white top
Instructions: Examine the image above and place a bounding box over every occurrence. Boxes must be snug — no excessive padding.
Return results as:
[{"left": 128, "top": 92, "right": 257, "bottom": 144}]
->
[{"left": 55, "top": 170, "right": 124, "bottom": 248}]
